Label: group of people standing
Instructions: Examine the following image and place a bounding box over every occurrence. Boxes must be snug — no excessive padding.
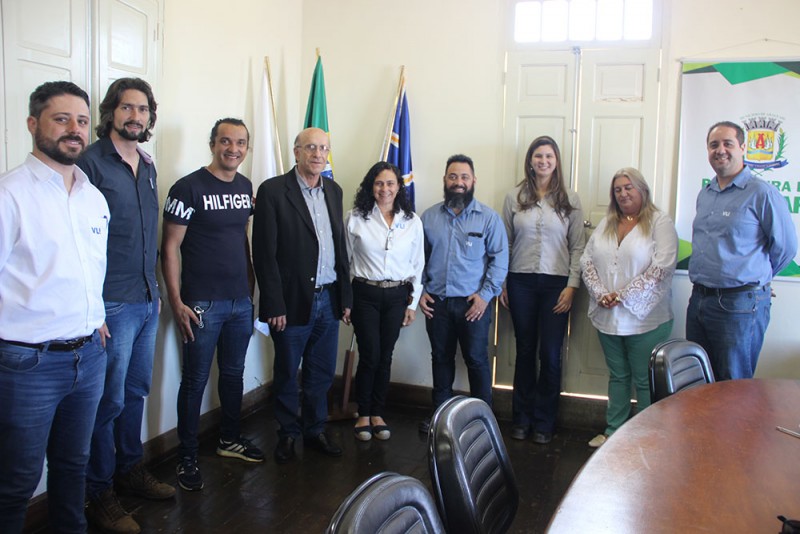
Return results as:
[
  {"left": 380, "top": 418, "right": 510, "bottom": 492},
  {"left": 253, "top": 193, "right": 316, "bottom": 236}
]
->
[
  {"left": 498, "top": 135, "right": 678, "bottom": 449},
  {"left": 502, "top": 123, "right": 795, "bottom": 450},
  {"left": 0, "top": 77, "right": 795, "bottom": 534},
  {"left": 0, "top": 78, "right": 272, "bottom": 534}
]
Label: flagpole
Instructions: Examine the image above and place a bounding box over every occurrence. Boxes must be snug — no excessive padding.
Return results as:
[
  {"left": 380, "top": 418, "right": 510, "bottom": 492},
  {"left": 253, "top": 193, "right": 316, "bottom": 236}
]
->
[
  {"left": 263, "top": 56, "right": 284, "bottom": 175},
  {"left": 381, "top": 66, "right": 405, "bottom": 161}
]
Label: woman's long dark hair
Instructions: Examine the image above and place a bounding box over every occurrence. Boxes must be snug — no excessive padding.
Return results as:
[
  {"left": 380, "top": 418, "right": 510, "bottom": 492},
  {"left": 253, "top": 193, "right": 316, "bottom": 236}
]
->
[
  {"left": 517, "top": 136, "right": 574, "bottom": 218},
  {"left": 352, "top": 161, "right": 414, "bottom": 220}
]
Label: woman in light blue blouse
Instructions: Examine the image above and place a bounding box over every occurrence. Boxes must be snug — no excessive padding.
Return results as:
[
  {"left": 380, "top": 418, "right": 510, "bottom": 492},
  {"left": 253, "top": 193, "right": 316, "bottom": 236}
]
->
[{"left": 500, "top": 136, "right": 585, "bottom": 444}]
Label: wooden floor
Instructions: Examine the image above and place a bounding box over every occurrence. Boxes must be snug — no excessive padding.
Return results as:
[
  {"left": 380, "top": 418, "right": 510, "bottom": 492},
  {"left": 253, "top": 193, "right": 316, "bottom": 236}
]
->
[{"left": 31, "top": 405, "right": 596, "bottom": 533}]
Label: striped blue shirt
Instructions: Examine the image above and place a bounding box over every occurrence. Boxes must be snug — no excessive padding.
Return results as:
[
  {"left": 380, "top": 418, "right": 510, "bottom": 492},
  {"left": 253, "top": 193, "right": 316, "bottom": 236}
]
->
[{"left": 295, "top": 171, "right": 337, "bottom": 286}]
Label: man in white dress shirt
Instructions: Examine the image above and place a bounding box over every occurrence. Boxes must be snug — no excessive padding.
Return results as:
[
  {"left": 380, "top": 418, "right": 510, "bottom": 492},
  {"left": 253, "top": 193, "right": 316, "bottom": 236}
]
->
[{"left": 0, "top": 81, "right": 109, "bottom": 533}]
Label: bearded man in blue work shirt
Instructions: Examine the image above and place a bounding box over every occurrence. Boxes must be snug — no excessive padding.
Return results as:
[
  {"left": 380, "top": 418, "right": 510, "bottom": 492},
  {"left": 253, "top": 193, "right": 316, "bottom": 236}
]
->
[
  {"left": 418, "top": 154, "right": 508, "bottom": 433},
  {"left": 687, "top": 121, "right": 797, "bottom": 380}
]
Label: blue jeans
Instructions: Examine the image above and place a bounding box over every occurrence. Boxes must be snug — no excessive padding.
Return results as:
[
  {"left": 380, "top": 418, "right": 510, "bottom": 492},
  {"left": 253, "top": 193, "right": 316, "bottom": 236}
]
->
[
  {"left": 177, "top": 297, "right": 253, "bottom": 458},
  {"left": 87, "top": 300, "right": 158, "bottom": 498},
  {"left": 425, "top": 295, "right": 493, "bottom": 409},
  {"left": 271, "top": 286, "right": 340, "bottom": 438},
  {"left": 0, "top": 333, "right": 105, "bottom": 534},
  {"left": 686, "top": 285, "right": 771, "bottom": 380},
  {"left": 507, "top": 273, "right": 569, "bottom": 433}
]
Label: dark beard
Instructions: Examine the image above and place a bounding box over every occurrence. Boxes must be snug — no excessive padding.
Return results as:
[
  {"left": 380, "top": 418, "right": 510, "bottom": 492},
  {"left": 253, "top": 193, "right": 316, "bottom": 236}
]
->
[
  {"left": 35, "top": 130, "right": 85, "bottom": 165},
  {"left": 444, "top": 184, "right": 475, "bottom": 211},
  {"left": 115, "top": 123, "right": 148, "bottom": 142}
]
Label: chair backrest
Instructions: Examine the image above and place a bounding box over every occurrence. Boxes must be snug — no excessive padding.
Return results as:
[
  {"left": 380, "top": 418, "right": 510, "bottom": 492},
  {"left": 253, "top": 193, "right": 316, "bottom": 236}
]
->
[
  {"left": 649, "top": 338, "right": 715, "bottom": 402},
  {"left": 326, "top": 471, "right": 445, "bottom": 534},
  {"left": 428, "top": 396, "right": 519, "bottom": 534}
]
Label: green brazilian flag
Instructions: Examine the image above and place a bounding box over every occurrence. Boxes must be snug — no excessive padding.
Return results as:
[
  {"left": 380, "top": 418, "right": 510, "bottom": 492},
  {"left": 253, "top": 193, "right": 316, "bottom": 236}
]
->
[{"left": 304, "top": 56, "right": 334, "bottom": 179}]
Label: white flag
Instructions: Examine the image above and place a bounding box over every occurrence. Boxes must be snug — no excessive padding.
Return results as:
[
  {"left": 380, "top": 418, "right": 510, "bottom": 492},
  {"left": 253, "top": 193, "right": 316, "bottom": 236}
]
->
[{"left": 251, "top": 65, "right": 282, "bottom": 185}]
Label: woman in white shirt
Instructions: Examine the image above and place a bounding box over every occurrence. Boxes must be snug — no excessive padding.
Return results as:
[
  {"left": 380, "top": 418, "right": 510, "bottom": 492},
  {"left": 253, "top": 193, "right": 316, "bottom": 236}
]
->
[
  {"left": 500, "top": 136, "right": 585, "bottom": 445},
  {"left": 580, "top": 167, "right": 678, "bottom": 448},
  {"left": 345, "top": 162, "right": 424, "bottom": 442}
]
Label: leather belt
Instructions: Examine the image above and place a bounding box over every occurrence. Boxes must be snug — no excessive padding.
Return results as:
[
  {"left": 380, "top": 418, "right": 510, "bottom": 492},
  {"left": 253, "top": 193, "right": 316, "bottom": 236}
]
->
[
  {"left": 693, "top": 283, "right": 768, "bottom": 296},
  {"left": 314, "top": 284, "right": 332, "bottom": 293},
  {"left": 353, "top": 277, "right": 407, "bottom": 289},
  {"left": 1, "top": 335, "right": 93, "bottom": 352}
]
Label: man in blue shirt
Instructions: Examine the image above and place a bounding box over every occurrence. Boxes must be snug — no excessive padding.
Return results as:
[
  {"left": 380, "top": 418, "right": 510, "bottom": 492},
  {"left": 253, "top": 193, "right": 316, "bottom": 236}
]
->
[
  {"left": 687, "top": 121, "right": 797, "bottom": 380},
  {"left": 418, "top": 154, "right": 508, "bottom": 432},
  {"left": 79, "top": 78, "right": 174, "bottom": 534}
]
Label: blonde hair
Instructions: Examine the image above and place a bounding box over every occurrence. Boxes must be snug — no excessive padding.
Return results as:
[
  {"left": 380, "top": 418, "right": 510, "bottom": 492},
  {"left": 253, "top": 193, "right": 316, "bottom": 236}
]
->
[{"left": 602, "top": 167, "right": 659, "bottom": 240}]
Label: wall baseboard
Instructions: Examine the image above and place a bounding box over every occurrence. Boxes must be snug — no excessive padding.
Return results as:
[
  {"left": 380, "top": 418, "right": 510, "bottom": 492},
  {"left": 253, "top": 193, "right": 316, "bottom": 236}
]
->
[{"left": 374, "top": 380, "right": 608, "bottom": 431}]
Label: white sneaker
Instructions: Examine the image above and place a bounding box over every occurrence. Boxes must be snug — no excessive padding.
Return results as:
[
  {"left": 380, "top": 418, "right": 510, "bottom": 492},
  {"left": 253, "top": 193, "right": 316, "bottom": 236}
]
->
[{"left": 588, "top": 434, "right": 607, "bottom": 448}]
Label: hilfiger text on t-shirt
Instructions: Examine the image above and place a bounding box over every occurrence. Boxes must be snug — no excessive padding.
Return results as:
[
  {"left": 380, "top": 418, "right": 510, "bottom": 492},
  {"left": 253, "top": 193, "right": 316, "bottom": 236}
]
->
[{"left": 201, "top": 193, "right": 252, "bottom": 211}]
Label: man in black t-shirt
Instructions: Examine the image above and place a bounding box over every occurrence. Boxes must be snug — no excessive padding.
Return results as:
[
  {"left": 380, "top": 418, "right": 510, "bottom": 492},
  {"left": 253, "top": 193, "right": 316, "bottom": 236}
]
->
[{"left": 162, "top": 118, "right": 264, "bottom": 492}]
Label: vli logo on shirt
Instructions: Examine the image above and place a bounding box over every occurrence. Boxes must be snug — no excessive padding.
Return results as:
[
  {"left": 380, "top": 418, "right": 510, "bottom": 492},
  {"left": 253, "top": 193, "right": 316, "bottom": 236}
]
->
[{"left": 92, "top": 216, "right": 107, "bottom": 234}]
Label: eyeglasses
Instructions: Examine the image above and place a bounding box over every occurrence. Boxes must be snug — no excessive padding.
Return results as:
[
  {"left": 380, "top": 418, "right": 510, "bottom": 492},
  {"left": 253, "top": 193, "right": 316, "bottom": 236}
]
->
[{"left": 296, "top": 143, "right": 330, "bottom": 155}]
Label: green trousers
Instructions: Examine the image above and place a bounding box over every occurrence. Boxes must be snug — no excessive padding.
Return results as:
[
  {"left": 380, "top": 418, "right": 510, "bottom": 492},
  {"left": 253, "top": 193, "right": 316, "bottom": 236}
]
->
[{"left": 598, "top": 319, "right": 673, "bottom": 436}]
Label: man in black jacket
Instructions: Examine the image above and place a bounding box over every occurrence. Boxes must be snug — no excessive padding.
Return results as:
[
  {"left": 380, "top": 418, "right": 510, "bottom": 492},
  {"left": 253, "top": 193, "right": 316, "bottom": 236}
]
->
[{"left": 252, "top": 127, "right": 352, "bottom": 464}]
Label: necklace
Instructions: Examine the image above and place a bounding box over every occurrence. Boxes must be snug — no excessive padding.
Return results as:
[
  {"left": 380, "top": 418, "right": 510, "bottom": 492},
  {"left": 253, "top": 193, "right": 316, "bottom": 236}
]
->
[{"left": 625, "top": 215, "right": 637, "bottom": 222}]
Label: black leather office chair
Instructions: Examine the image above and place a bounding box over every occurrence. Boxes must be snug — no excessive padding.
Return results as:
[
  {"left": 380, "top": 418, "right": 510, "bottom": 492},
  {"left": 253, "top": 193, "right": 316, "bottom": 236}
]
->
[
  {"left": 326, "top": 471, "right": 445, "bottom": 534},
  {"left": 428, "top": 396, "right": 518, "bottom": 534},
  {"left": 649, "top": 338, "right": 715, "bottom": 403}
]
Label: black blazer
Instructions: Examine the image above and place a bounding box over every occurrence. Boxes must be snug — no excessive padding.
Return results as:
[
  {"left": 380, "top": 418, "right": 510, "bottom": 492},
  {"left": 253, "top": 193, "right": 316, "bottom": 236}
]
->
[{"left": 252, "top": 167, "right": 352, "bottom": 325}]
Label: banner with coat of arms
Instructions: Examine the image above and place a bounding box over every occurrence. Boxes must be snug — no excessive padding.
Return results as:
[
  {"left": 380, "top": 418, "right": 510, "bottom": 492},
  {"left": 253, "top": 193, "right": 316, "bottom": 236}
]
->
[{"left": 675, "top": 60, "right": 800, "bottom": 277}]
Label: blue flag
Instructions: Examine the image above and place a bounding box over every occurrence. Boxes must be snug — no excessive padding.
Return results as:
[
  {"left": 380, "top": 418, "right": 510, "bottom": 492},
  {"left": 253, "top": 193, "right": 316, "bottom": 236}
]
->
[{"left": 387, "top": 87, "right": 414, "bottom": 210}]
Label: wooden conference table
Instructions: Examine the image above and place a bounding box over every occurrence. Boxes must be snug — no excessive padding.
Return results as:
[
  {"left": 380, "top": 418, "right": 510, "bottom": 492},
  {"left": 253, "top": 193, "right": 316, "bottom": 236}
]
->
[{"left": 547, "top": 379, "right": 800, "bottom": 533}]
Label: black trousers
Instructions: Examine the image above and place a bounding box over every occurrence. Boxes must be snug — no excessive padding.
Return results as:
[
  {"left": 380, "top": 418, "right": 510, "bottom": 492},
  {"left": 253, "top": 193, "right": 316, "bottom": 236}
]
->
[{"left": 351, "top": 280, "right": 409, "bottom": 416}]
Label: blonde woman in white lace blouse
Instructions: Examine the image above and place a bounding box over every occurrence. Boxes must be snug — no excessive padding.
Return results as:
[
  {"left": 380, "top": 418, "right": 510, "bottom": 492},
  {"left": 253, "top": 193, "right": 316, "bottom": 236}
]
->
[{"left": 580, "top": 168, "right": 678, "bottom": 448}]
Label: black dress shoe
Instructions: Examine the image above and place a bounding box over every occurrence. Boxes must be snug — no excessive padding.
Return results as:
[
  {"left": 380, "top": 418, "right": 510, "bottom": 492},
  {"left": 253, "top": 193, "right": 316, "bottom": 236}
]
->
[
  {"left": 532, "top": 431, "right": 553, "bottom": 444},
  {"left": 274, "top": 436, "right": 296, "bottom": 464},
  {"left": 510, "top": 425, "right": 531, "bottom": 440},
  {"left": 304, "top": 432, "right": 342, "bottom": 457}
]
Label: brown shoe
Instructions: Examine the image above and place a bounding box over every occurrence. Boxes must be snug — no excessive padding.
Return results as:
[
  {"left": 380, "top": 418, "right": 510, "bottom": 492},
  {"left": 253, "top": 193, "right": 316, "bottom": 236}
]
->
[
  {"left": 85, "top": 487, "right": 141, "bottom": 534},
  {"left": 115, "top": 463, "right": 176, "bottom": 500}
]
